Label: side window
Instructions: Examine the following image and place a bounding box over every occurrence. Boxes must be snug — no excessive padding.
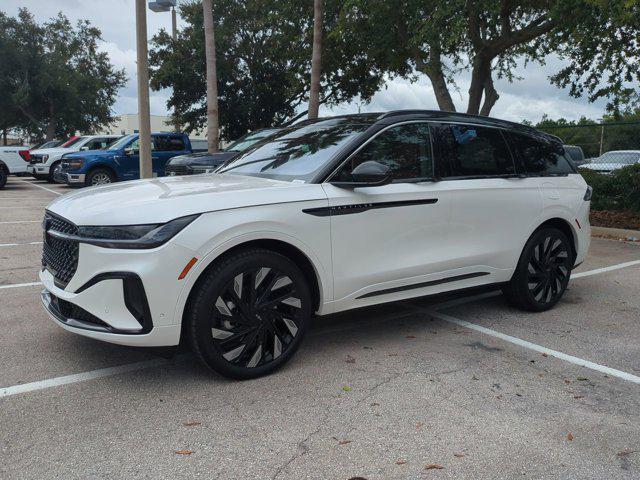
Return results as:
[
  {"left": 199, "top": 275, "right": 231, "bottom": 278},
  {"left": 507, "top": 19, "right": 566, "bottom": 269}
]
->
[
  {"left": 506, "top": 132, "right": 574, "bottom": 175},
  {"left": 155, "top": 136, "right": 186, "bottom": 152},
  {"left": 86, "top": 138, "right": 110, "bottom": 150},
  {"left": 432, "top": 124, "right": 515, "bottom": 177},
  {"left": 335, "top": 123, "right": 432, "bottom": 182}
]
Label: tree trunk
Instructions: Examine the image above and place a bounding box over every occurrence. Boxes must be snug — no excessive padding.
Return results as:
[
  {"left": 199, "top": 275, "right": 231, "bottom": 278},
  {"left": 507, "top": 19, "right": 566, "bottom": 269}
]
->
[
  {"left": 414, "top": 47, "right": 456, "bottom": 112},
  {"left": 479, "top": 74, "right": 499, "bottom": 116},
  {"left": 467, "top": 56, "right": 492, "bottom": 115},
  {"left": 2, "top": 128, "right": 7, "bottom": 146},
  {"left": 45, "top": 106, "right": 56, "bottom": 141},
  {"left": 202, "top": 0, "right": 220, "bottom": 152},
  {"left": 308, "top": 0, "right": 323, "bottom": 119}
]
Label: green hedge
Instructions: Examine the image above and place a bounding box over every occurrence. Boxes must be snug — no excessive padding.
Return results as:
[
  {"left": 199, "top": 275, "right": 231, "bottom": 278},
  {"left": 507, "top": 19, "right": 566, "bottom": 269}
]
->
[{"left": 579, "top": 164, "right": 640, "bottom": 212}]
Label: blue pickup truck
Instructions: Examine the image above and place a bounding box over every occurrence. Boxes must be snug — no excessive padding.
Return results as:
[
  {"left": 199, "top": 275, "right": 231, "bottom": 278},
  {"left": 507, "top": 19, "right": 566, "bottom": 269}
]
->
[{"left": 58, "top": 133, "right": 193, "bottom": 186}]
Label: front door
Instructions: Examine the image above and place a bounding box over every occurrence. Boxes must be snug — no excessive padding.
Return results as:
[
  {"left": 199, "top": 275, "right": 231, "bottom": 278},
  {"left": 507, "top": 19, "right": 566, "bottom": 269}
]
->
[{"left": 322, "top": 121, "right": 452, "bottom": 302}]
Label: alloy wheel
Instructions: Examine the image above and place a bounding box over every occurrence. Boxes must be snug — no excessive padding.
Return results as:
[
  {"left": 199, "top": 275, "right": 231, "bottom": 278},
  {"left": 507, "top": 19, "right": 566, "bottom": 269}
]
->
[
  {"left": 526, "top": 234, "right": 571, "bottom": 304},
  {"left": 210, "top": 266, "right": 303, "bottom": 368},
  {"left": 91, "top": 173, "right": 112, "bottom": 185}
]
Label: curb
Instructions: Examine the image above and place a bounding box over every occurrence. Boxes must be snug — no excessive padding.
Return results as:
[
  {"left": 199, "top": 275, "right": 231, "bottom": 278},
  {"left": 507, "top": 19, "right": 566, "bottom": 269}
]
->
[{"left": 591, "top": 226, "right": 640, "bottom": 242}]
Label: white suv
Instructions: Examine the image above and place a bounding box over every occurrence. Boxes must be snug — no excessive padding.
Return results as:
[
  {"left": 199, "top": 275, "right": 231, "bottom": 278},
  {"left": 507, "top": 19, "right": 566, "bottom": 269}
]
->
[
  {"left": 40, "top": 111, "right": 591, "bottom": 378},
  {"left": 29, "top": 135, "right": 119, "bottom": 182}
]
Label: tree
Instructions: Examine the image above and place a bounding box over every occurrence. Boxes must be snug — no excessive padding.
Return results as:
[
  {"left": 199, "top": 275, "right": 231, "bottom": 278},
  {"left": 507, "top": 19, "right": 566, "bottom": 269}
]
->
[
  {"left": 149, "top": 0, "right": 385, "bottom": 140},
  {"left": 202, "top": 0, "right": 220, "bottom": 152},
  {"left": 0, "top": 9, "right": 126, "bottom": 140},
  {"left": 338, "top": 0, "right": 638, "bottom": 116},
  {"left": 308, "top": 0, "right": 323, "bottom": 119}
]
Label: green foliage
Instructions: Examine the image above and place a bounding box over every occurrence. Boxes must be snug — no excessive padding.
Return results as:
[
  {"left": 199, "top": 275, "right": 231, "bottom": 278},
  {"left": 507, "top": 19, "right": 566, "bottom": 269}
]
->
[
  {"left": 0, "top": 9, "right": 126, "bottom": 140},
  {"left": 580, "top": 165, "right": 640, "bottom": 212},
  {"left": 337, "top": 0, "right": 639, "bottom": 115},
  {"left": 149, "top": 0, "right": 385, "bottom": 140},
  {"left": 535, "top": 111, "right": 640, "bottom": 158}
]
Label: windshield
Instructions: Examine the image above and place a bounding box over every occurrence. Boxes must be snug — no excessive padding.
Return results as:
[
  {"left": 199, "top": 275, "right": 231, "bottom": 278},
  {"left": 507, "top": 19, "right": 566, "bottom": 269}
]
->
[
  {"left": 107, "top": 134, "right": 137, "bottom": 150},
  {"left": 219, "top": 119, "right": 368, "bottom": 182},
  {"left": 226, "top": 128, "right": 282, "bottom": 152},
  {"left": 593, "top": 152, "right": 639, "bottom": 165},
  {"left": 61, "top": 137, "right": 84, "bottom": 148},
  {"left": 104, "top": 137, "right": 123, "bottom": 149}
]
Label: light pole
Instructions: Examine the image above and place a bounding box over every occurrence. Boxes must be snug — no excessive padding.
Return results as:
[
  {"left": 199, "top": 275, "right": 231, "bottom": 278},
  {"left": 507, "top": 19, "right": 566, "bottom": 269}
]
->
[
  {"left": 135, "top": 0, "right": 153, "bottom": 179},
  {"left": 149, "top": 1, "right": 178, "bottom": 41}
]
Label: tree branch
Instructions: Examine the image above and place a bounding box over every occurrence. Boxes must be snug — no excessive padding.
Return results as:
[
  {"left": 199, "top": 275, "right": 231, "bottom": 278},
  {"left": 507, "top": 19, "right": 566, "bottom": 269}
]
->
[{"left": 465, "top": 0, "right": 483, "bottom": 49}]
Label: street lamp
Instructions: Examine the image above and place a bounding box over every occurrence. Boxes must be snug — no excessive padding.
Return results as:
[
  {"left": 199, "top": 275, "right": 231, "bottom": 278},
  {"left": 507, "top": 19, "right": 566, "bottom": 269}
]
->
[{"left": 149, "top": 1, "right": 177, "bottom": 40}]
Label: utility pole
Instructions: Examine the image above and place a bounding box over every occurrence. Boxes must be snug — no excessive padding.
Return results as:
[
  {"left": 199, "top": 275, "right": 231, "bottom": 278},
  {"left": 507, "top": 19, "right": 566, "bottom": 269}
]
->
[
  {"left": 135, "top": 0, "right": 153, "bottom": 179},
  {"left": 202, "top": 0, "right": 220, "bottom": 152},
  {"left": 308, "top": 0, "right": 323, "bottom": 119}
]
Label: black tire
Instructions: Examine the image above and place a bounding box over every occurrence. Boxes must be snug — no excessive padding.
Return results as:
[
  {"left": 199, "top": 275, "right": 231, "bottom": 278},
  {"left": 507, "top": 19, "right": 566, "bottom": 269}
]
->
[
  {"left": 186, "top": 248, "right": 312, "bottom": 379},
  {"left": 85, "top": 167, "right": 114, "bottom": 187},
  {"left": 0, "top": 166, "right": 7, "bottom": 189},
  {"left": 46, "top": 161, "right": 60, "bottom": 183},
  {"left": 502, "top": 227, "right": 574, "bottom": 312}
]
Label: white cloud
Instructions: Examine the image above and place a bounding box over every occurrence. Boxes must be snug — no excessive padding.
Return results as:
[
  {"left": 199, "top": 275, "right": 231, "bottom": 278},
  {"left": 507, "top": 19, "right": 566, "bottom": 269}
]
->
[{"left": 3, "top": 1, "right": 631, "bottom": 124}]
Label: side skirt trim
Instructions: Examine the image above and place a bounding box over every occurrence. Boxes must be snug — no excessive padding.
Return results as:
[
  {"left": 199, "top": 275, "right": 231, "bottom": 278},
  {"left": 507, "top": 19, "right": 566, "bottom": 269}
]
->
[
  {"left": 356, "top": 272, "right": 491, "bottom": 299},
  {"left": 303, "top": 198, "right": 438, "bottom": 217}
]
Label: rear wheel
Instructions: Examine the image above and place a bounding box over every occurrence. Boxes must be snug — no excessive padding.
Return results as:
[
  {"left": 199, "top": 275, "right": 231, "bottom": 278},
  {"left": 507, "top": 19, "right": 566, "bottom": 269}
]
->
[
  {"left": 186, "top": 248, "right": 312, "bottom": 379},
  {"left": 0, "top": 166, "right": 7, "bottom": 189},
  {"left": 502, "top": 227, "right": 574, "bottom": 311},
  {"left": 85, "top": 168, "right": 114, "bottom": 186}
]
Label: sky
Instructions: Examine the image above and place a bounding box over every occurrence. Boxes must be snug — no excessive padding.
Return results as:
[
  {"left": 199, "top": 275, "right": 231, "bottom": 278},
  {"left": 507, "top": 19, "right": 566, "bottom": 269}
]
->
[{"left": 1, "top": 0, "right": 618, "bottom": 125}]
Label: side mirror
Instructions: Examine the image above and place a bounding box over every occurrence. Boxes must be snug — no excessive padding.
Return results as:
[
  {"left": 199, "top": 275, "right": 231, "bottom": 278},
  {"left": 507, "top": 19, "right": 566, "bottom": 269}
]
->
[
  {"left": 330, "top": 161, "right": 392, "bottom": 188},
  {"left": 80, "top": 146, "right": 89, "bottom": 151},
  {"left": 124, "top": 148, "right": 138, "bottom": 156}
]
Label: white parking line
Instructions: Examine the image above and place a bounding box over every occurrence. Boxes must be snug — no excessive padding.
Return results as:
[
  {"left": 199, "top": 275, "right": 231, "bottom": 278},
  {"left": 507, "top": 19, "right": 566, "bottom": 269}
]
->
[
  {"left": 573, "top": 260, "right": 640, "bottom": 279},
  {"left": 0, "top": 241, "right": 42, "bottom": 248},
  {"left": 18, "top": 179, "right": 62, "bottom": 196},
  {"left": 431, "top": 310, "right": 640, "bottom": 385},
  {"left": 1, "top": 259, "right": 638, "bottom": 398},
  {"left": 0, "top": 358, "right": 176, "bottom": 398},
  {"left": 0, "top": 220, "right": 40, "bottom": 224},
  {"left": 0, "top": 281, "right": 42, "bottom": 290}
]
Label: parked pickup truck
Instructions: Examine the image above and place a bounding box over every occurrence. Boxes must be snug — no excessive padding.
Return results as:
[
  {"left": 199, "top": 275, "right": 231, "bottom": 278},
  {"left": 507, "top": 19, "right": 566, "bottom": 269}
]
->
[
  {"left": 0, "top": 145, "right": 31, "bottom": 189},
  {"left": 29, "top": 135, "right": 120, "bottom": 183},
  {"left": 58, "top": 132, "right": 193, "bottom": 186}
]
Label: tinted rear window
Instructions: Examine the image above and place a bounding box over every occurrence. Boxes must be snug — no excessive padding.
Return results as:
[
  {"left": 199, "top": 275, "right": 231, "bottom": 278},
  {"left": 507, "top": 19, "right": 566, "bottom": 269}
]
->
[
  {"left": 432, "top": 124, "right": 515, "bottom": 177},
  {"left": 506, "top": 132, "right": 574, "bottom": 175}
]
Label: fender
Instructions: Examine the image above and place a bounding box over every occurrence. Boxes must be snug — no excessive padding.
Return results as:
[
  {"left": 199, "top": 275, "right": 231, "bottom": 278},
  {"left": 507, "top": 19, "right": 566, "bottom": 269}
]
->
[{"left": 171, "top": 230, "right": 332, "bottom": 327}]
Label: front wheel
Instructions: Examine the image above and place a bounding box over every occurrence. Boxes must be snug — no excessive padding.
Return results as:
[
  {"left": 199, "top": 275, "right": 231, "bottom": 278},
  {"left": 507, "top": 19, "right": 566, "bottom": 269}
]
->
[
  {"left": 85, "top": 168, "right": 114, "bottom": 187},
  {"left": 185, "top": 248, "right": 312, "bottom": 379},
  {"left": 47, "top": 162, "right": 60, "bottom": 183},
  {"left": 503, "top": 227, "right": 574, "bottom": 312}
]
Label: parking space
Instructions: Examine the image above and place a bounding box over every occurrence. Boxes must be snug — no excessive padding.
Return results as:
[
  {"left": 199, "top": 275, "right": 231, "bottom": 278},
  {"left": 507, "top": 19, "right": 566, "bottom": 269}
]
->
[{"left": 1, "top": 175, "right": 639, "bottom": 479}]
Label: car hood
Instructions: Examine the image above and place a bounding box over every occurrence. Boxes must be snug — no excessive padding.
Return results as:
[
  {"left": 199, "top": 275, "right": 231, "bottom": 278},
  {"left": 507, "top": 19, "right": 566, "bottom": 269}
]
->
[
  {"left": 63, "top": 149, "right": 117, "bottom": 159},
  {"left": 168, "top": 151, "right": 238, "bottom": 167},
  {"left": 30, "top": 147, "right": 75, "bottom": 157},
  {"left": 579, "top": 163, "right": 620, "bottom": 172},
  {"left": 46, "top": 173, "right": 325, "bottom": 225}
]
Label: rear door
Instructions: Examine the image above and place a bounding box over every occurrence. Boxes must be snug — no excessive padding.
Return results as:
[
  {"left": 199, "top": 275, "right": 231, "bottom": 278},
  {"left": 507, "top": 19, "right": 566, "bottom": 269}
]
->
[
  {"left": 430, "top": 123, "right": 543, "bottom": 275},
  {"left": 323, "top": 121, "right": 453, "bottom": 302}
]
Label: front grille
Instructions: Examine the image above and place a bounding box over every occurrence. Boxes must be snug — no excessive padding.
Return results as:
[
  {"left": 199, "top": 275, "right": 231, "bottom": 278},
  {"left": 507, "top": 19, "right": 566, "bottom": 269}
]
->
[
  {"left": 30, "top": 154, "right": 46, "bottom": 165},
  {"left": 52, "top": 295, "right": 111, "bottom": 330},
  {"left": 42, "top": 212, "right": 79, "bottom": 288},
  {"left": 166, "top": 165, "right": 191, "bottom": 175}
]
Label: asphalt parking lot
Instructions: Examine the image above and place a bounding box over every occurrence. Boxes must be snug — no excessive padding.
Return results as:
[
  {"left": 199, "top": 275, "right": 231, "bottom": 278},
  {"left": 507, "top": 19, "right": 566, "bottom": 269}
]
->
[{"left": 1, "top": 176, "right": 640, "bottom": 480}]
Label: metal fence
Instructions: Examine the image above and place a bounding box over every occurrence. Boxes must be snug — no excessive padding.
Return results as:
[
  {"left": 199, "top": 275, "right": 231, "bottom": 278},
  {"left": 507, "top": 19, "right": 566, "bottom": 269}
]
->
[{"left": 537, "top": 121, "right": 640, "bottom": 173}]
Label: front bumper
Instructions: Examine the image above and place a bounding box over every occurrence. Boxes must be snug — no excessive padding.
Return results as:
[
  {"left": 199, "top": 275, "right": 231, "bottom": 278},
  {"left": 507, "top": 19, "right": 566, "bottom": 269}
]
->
[
  {"left": 40, "top": 239, "right": 198, "bottom": 347},
  {"left": 65, "top": 173, "right": 86, "bottom": 184}
]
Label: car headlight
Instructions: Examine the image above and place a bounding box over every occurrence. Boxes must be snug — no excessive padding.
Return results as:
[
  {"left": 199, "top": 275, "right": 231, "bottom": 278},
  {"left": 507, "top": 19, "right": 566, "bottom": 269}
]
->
[
  {"left": 64, "top": 158, "right": 84, "bottom": 170},
  {"left": 50, "top": 214, "right": 199, "bottom": 249},
  {"left": 42, "top": 154, "right": 49, "bottom": 162}
]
